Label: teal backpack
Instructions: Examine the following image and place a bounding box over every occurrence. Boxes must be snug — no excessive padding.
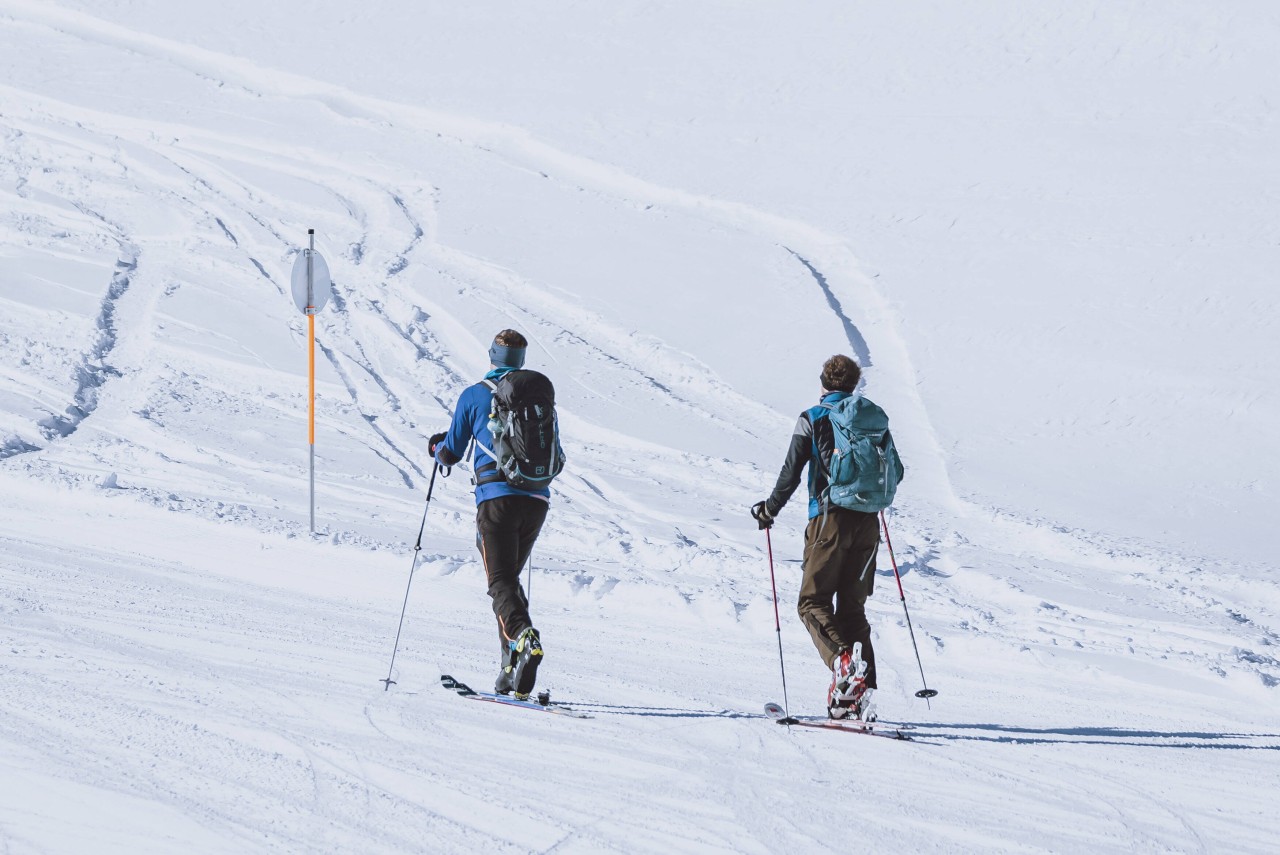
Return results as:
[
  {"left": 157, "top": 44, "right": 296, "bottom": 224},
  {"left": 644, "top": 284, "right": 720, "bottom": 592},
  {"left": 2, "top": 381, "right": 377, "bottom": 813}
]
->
[{"left": 819, "top": 394, "right": 904, "bottom": 514}]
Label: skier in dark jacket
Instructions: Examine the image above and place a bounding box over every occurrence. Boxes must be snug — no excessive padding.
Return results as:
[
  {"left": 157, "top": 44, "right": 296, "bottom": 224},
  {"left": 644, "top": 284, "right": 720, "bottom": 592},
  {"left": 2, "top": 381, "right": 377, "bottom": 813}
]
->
[
  {"left": 430, "top": 329, "right": 549, "bottom": 699},
  {"left": 751, "top": 354, "right": 901, "bottom": 721}
]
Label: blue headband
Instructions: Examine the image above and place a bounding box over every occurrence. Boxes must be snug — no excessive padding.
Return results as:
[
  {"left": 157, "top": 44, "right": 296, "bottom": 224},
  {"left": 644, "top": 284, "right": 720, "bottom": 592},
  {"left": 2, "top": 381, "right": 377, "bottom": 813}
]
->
[{"left": 489, "top": 342, "right": 526, "bottom": 369}]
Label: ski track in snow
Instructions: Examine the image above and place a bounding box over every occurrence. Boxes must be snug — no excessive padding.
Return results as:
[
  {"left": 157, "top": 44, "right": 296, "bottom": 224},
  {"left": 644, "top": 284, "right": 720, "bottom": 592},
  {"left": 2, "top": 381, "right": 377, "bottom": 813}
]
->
[
  {"left": 0, "top": 35, "right": 815, "bottom": 595},
  {"left": 1, "top": 3, "right": 1278, "bottom": 852},
  {"left": 784, "top": 248, "right": 873, "bottom": 370},
  {"left": 35, "top": 251, "right": 136, "bottom": 443}
]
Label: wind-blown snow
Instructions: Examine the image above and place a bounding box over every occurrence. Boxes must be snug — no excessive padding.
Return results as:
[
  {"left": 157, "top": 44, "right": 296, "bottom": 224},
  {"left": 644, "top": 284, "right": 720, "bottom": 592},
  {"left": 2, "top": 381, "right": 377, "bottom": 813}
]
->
[{"left": 1, "top": 1, "right": 1277, "bottom": 852}]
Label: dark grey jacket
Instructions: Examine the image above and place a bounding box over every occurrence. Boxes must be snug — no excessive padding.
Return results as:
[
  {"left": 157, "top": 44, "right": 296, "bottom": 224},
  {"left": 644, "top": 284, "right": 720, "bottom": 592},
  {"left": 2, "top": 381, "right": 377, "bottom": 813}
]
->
[{"left": 765, "top": 391, "right": 848, "bottom": 520}]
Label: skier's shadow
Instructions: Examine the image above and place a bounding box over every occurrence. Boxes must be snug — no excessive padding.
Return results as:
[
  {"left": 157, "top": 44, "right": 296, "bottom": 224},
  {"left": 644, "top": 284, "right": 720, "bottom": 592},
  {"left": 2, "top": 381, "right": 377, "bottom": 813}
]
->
[
  {"left": 900, "top": 721, "right": 1280, "bottom": 750},
  {"left": 569, "top": 702, "right": 756, "bottom": 720}
]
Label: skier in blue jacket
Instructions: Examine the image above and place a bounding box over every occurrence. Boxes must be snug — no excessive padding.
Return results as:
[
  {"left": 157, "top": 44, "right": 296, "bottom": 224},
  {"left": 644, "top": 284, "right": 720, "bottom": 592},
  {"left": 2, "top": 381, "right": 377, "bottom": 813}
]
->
[{"left": 430, "top": 329, "right": 550, "bottom": 698}]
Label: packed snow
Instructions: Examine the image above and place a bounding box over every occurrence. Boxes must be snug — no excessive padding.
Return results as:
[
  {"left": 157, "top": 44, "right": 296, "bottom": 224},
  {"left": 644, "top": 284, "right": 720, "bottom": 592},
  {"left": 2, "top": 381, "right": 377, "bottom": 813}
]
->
[{"left": 1, "top": 1, "right": 1277, "bottom": 852}]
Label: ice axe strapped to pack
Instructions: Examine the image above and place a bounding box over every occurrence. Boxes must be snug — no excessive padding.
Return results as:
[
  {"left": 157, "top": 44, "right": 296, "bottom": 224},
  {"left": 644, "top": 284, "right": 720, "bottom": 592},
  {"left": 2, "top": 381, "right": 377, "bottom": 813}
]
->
[{"left": 473, "top": 369, "right": 566, "bottom": 490}]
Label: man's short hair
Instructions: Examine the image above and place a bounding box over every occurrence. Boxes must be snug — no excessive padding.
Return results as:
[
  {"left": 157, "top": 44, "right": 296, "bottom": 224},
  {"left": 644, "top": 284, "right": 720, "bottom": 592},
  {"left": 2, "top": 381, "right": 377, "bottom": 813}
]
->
[
  {"left": 494, "top": 329, "right": 528, "bottom": 348},
  {"left": 820, "top": 354, "right": 861, "bottom": 392}
]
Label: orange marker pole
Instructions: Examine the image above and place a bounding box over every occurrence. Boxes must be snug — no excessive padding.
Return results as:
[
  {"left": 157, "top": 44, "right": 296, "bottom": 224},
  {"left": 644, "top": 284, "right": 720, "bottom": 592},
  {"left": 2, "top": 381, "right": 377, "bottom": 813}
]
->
[
  {"left": 308, "top": 312, "right": 316, "bottom": 445},
  {"left": 291, "top": 228, "right": 328, "bottom": 536}
]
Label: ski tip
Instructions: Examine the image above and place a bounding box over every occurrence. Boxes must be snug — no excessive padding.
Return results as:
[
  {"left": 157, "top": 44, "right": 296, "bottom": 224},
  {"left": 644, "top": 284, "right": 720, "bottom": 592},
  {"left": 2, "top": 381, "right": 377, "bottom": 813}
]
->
[
  {"left": 775, "top": 717, "right": 801, "bottom": 726},
  {"left": 915, "top": 688, "right": 939, "bottom": 699}
]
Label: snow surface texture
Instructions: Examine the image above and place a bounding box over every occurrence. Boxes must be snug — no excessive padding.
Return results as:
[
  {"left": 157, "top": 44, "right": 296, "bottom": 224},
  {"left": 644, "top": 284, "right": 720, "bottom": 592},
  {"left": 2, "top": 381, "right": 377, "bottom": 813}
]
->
[{"left": 1, "top": 1, "right": 1277, "bottom": 852}]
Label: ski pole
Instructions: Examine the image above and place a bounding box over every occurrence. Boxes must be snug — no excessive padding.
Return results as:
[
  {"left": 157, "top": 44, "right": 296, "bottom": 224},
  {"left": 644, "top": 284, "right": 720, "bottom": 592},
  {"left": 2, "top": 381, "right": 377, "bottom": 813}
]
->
[
  {"left": 880, "top": 510, "right": 938, "bottom": 704},
  {"left": 380, "top": 461, "right": 440, "bottom": 690},
  {"left": 765, "top": 528, "right": 798, "bottom": 725}
]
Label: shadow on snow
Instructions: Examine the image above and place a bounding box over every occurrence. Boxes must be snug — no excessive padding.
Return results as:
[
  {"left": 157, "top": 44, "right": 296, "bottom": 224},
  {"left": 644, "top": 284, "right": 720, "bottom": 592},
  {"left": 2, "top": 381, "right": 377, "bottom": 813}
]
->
[
  {"left": 897, "top": 721, "right": 1280, "bottom": 750},
  {"left": 569, "top": 702, "right": 757, "bottom": 720}
]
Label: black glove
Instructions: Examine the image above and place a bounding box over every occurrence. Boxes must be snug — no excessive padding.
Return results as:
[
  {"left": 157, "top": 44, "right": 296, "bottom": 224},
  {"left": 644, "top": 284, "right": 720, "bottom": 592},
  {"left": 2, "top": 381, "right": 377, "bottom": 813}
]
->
[
  {"left": 428, "top": 431, "right": 447, "bottom": 457},
  {"left": 751, "top": 501, "right": 775, "bottom": 530}
]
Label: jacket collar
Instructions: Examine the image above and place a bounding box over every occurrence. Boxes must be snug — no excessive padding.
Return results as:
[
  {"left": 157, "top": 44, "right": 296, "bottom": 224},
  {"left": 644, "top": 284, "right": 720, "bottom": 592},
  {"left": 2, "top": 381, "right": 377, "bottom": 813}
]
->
[{"left": 484, "top": 366, "right": 518, "bottom": 382}]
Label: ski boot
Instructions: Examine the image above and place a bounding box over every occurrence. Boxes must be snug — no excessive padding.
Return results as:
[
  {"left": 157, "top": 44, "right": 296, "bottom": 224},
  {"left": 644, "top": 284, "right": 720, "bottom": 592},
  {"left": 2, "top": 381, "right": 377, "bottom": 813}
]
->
[
  {"left": 828, "top": 642, "right": 869, "bottom": 720},
  {"left": 511, "top": 627, "right": 543, "bottom": 700},
  {"left": 495, "top": 641, "right": 517, "bottom": 695}
]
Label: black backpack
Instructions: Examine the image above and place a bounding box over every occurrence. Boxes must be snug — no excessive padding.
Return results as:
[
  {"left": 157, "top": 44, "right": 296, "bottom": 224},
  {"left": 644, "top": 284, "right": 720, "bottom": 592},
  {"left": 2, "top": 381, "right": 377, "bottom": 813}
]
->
[{"left": 474, "top": 370, "right": 566, "bottom": 490}]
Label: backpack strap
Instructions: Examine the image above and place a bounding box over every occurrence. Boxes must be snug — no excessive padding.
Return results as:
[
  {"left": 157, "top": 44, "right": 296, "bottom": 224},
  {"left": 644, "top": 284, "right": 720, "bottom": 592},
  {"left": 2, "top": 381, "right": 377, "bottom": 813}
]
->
[
  {"left": 817, "top": 487, "right": 832, "bottom": 535},
  {"left": 859, "top": 542, "right": 877, "bottom": 583},
  {"left": 472, "top": 438, "right": 499, "bottom": 465},
  {"left": 809, "top": 406, "right": 836, "bottom": 529},
  {"left": 481, "top": 378, "right": 499, "bottom": 419},
  {"left": 474, "top": 461, "right": 504, "bottom": 486},
  {"left": 474, "top": 378, "right": 505, "bottom": 484},
  {"left": 472, "top": 439, "right": 505, "bottom": 485}
]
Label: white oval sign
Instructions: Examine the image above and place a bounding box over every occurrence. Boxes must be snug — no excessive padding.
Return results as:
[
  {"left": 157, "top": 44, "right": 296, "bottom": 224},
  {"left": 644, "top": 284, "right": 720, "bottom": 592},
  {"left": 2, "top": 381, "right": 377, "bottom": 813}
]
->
[{"left": 290, "top": 249, "right": 332, "bottom": 315}]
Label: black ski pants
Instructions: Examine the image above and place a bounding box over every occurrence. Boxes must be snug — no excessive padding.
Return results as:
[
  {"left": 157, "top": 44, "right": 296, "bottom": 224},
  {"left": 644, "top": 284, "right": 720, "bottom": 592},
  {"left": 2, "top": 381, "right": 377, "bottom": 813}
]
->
[
  {"left": 476, "top": 495, "right": 548, "bottom": 648},
  {"left": 798, "top": 507, "right": 880, "bottom": 689}
]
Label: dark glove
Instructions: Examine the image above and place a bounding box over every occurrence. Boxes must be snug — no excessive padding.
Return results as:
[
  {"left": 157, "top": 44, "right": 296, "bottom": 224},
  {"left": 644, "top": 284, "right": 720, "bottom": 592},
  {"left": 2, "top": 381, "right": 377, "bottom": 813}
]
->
[
  {"left": 751, "top": 501, "right": 775, "bottom": 530},
  {"left": 428, "top": 431, "right": 447, "bottom": 457}
]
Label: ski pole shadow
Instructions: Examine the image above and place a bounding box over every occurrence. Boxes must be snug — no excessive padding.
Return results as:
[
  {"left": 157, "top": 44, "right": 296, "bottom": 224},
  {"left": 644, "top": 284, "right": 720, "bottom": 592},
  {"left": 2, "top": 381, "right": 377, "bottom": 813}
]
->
[
  {"left": 567, "top": 702, "right": 758, "bottom": 720},
  {"left": 896, "top": 721, "right": 1280, "bottom": 750}
]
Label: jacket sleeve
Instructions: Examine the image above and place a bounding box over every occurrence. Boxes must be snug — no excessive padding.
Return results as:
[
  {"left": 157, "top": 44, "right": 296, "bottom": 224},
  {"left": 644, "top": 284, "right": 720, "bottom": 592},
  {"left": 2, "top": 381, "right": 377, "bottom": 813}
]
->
[
  {"left": 434, "top": 388, "right": 475, "bottom": 467},
  {"left": 766, "top": 413, "right": 813, "bottom": 516}
]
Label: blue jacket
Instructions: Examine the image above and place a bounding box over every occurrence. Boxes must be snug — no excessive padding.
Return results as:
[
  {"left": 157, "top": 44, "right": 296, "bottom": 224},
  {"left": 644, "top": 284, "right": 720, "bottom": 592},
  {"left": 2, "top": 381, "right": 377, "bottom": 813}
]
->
[
  {"left": 434, "top": 368, "right": 551, "bottom": 506},
  {"left": 766, "top": 390, "right": 850, "bottom": 520}
]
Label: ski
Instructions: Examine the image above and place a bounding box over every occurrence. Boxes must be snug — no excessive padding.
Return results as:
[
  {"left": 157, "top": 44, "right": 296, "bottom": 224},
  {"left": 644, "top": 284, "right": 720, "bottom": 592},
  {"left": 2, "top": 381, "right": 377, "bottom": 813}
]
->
[
  {"left": 440, "top": 674, "right": 593, "bottom": 719},
  {"left": 764, "top": 702, "right": 913, "bottom": 740}
]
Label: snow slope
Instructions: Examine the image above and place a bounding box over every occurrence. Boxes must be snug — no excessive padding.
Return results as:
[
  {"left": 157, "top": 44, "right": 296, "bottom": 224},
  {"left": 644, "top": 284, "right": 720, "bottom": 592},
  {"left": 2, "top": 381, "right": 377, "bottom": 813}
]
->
[{"left": 1, "top": 1, "right": 1278, "bottom": 852}]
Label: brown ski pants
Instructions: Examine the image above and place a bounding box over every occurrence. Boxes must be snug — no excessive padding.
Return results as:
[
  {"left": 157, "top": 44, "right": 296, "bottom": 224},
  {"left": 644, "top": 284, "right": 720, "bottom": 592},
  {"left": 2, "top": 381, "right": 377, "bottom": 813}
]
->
[{"left": 798, "top": 507, "right": 880, "bottom": 688}]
